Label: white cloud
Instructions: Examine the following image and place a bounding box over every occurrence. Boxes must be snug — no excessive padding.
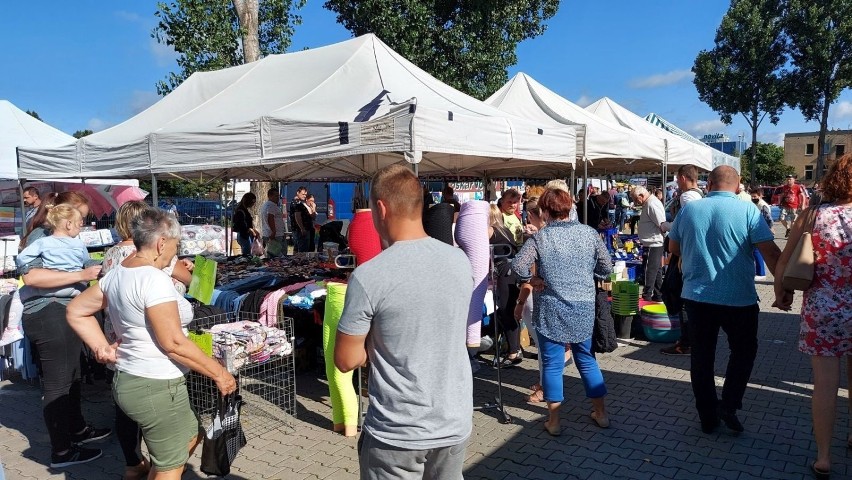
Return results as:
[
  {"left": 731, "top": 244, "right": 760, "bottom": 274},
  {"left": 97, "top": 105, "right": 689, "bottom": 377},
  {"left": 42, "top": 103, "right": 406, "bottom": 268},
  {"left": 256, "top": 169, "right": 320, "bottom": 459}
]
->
[
  {"left": 686, "top": 119, "right": 726, "bottom": 136},
  {"left": 129, "top": 90, "right": 161, "bottom": 115},
  {"left": 87, "top": 118, "right": 109, "bottom": 132},
  {"left": 574, "top": 95, "right": 593, "bottom": 108},
  {"left": 150, "top": 38, "right": 179, "bottom": 68},
  {"left": 757, "top": 131, "right": 785, "bottom": 146},
  {"left": 114, "top": 10, "right": 143, "bottom": 23},
  {"left": 831, "top": 101, "right": 852, "bottom": 120},
  {"left": 629, "top": 69, "right": 695, "bottom": 89}
]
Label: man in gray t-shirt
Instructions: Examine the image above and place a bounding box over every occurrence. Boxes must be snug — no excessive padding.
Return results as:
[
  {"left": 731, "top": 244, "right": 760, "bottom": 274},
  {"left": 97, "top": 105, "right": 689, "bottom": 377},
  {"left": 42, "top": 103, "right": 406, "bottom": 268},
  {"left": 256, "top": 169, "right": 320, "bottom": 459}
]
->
[{"left": 335, "top": 164, "right": 473, "bottom": 480}]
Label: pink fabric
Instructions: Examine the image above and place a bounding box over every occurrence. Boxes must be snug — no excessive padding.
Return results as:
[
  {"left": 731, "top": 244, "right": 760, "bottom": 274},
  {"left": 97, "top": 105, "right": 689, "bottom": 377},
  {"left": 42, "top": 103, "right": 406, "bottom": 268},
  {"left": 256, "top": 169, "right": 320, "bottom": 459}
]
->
[
  {"left": 259, "top": 289, "right": 289, "bottom": 327},
  {"left": 454, "top": 200, "right": 490, "bottom": 346}
]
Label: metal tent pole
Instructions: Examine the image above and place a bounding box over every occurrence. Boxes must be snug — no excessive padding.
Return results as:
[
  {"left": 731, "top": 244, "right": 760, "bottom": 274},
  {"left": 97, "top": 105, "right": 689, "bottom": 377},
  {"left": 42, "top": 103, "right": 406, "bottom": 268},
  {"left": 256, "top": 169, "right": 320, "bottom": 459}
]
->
[
  {"left": 582, "top": 158, "right": 589, "bottom": 224},
  {"left": 151, "top": 175, "right": 159, "bottom": 206}
]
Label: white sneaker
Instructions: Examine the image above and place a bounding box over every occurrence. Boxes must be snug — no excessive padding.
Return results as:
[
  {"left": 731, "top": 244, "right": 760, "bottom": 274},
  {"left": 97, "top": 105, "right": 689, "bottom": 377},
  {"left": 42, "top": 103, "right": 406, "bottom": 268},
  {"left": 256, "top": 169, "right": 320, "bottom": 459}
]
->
[
  {"left": 754, "top": 276, "right": 767, "bottom": 282},
  {"left": 0, "top": 327, "right": 23, "bottom": 347}
]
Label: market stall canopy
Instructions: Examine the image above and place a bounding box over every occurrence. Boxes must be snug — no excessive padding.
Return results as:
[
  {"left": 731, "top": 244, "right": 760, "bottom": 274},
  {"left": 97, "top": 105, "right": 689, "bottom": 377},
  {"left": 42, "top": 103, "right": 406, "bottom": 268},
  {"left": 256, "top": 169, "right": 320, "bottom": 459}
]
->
[
  {"left": 18, "top": 34, "right": 575, "bottom": 182},
  {"left": 487, "top": 73, "right": 667, "bottom": 174},
  {"left": 644, "top": 113, "right": 741, "bottom": 173},
  {"left": 584, "top": 97, "right": 714, "bottom": 172},
  {"left": 1, "top": 100, "right": 137, "bottom": 185}
]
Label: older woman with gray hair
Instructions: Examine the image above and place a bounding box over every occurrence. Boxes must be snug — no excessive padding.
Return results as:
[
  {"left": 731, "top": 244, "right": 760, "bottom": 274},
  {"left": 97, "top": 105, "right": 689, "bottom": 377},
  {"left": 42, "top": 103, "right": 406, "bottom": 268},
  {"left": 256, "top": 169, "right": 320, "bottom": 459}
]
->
[{"left": 68, "top": 208, "right": 236, "bottom": 479}]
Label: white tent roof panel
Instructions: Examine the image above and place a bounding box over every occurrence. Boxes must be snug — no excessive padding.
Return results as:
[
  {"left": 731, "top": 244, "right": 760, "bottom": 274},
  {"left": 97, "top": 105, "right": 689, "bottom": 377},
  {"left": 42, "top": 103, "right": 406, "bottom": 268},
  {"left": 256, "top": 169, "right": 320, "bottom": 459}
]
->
[
  {"left": 19, "top": 35, "right": 575, "bottom": 181},
  {"left": 487, "top": 73, "right": 667, "bottom": 173},
  {"left": 585, "top": 97, "right": 714, "bottom": 172}
]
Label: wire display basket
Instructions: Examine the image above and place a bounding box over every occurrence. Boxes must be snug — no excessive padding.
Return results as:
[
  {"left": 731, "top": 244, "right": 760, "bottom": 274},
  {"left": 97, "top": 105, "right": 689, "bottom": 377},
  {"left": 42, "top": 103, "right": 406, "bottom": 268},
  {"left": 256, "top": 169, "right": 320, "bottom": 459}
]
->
[{"left": 187, "top": 311, "right": 296, "bottom": 440}]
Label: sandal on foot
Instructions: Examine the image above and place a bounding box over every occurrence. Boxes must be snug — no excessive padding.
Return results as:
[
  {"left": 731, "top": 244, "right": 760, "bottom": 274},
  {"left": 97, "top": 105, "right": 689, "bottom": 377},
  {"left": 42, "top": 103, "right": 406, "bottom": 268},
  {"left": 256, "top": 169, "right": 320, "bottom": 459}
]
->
[
  {"left": 590, "top": 411, "right": 610, "bottom": 429},
  {"left": 527, "top": 388, "right": 545, "bottom": 404},
  {"left": 811, "top": 461, "right": 830, "bottom": 480},
  {"left": 543, "top": 420, "right": 561, "bottom": 436}
]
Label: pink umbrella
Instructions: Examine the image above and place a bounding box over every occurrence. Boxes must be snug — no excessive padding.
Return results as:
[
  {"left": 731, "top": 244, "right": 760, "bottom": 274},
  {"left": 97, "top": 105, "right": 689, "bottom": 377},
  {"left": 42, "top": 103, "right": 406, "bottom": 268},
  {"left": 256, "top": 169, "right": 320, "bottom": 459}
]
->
[
  {"left": 62, "top": 184, "right": 148, "bottom": 218},
  {"left": 111, "top": 185, "right": 150, "bottom": 206}
]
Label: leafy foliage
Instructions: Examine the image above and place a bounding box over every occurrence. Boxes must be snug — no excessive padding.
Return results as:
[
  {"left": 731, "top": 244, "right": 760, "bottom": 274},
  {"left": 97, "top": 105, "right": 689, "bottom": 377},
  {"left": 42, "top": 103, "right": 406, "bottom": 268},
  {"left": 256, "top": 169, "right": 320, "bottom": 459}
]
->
[
  {"left": 323, "top": 0, "right": 560, "bottom": 99},
  {"left": 739, "top": 142, "right": 793, "bottom": 185},
  {"left": 25, "top": 110, "right": 42, "bottom": 121},
  {"left": 72, "top": 129, "right": 94, "bottom": 139},
  {"left": 692, "top": 0, "right": 787, "bottom": 183},
  {"left": 139, "top": 178, "right": 227, "bottom": 198},
  {"left": 785, "top": 0, "right": 852, "bottom": 181},
  {"left": 153, "top": 0, "right": 306, "bottom": 95}
]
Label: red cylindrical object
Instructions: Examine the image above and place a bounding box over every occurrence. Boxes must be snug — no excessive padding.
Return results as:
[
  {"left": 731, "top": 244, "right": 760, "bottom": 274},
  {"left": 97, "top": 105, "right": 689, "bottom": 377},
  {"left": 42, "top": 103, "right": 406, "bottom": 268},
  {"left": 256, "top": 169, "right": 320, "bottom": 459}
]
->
[{"left": 348, "top": 209, "right": 382, "bottom": 266}]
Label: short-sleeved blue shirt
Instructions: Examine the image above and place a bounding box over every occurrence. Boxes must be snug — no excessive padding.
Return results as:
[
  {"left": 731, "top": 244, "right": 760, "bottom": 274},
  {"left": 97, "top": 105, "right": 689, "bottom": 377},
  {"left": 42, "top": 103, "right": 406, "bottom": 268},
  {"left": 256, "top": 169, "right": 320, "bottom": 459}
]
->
[{"left": 669, "top": 191, "right": 774, "bottom": 306}]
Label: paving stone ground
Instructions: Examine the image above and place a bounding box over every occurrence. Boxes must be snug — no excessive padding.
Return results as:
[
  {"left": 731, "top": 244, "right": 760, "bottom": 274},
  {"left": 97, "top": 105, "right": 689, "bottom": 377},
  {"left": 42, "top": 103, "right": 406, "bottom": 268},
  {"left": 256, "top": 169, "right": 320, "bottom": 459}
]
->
[{"left": 1, "top": 229, "right": 850, "bottom": 479}]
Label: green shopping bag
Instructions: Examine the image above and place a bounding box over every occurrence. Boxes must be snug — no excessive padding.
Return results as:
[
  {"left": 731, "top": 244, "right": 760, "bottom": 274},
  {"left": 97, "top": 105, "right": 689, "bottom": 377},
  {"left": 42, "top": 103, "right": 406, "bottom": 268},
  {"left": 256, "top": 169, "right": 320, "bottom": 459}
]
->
[{"left": 188, "top": 255, "right": 218, "bottom": 305}]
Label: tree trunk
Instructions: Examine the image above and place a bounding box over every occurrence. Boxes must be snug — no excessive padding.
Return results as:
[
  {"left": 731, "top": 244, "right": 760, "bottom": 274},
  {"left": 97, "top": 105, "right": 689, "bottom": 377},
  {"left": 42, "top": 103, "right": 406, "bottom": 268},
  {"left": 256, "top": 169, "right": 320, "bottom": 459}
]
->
[
  {"left": 750, "top": 115, "right": 758, "bottom": 186},
  {"left": 233, "top": 0, "right": 260, "bottom": 63},
  {"left": 234, "top": 0, "right": 267, "bottom": 230},
  {"left": 815, "top": 95, "right": 831, "bottom": 183}
]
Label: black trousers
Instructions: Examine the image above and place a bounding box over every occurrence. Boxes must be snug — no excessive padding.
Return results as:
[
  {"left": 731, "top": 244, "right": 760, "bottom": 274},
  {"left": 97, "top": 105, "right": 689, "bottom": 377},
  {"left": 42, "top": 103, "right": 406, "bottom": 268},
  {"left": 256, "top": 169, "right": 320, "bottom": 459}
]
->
[
  {"left": 22, "top": 301, "right": 87, "bottom": 453},
  {"left": 685, "top": 300, "right": 759, "bottom": 421},
  {"left": 642, "top": 246, "right": 664, "bottom": 300}
]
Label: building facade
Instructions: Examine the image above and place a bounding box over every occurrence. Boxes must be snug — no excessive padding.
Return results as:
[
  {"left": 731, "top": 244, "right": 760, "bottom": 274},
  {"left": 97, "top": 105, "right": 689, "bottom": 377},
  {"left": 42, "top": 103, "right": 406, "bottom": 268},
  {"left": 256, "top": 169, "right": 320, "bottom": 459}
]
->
[
  {"left": 784, "top": 130, "right": 852, "bottom": 183},
  {"left": 700, "top": 133, "right": 747, "bottom": 156}
]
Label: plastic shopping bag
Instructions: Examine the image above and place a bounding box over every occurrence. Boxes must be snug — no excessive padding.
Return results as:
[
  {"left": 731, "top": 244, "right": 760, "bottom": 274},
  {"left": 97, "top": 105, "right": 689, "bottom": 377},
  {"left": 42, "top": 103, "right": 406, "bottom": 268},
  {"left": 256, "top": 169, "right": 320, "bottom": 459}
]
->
[
  {"left": 250, "top": 238, "right": 264, "bottom": 256},
  {"left": 200, "top": 393, "right": 247, "bottom": 477}
]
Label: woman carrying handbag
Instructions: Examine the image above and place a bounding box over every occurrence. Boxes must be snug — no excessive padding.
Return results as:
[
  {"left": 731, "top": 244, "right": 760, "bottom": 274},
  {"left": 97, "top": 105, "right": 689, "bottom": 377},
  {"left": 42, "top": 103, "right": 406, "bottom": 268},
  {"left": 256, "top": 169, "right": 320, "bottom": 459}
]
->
[{"left": 773, "top": 153, "right": 852, "bottom": 479}]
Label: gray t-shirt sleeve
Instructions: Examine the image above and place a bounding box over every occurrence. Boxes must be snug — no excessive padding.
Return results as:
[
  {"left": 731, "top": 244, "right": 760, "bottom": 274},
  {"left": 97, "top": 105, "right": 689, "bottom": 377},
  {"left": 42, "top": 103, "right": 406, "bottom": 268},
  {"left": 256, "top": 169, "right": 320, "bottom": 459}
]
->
[{"left": 337, "top": 275, "right": 373, "bottom": 336}]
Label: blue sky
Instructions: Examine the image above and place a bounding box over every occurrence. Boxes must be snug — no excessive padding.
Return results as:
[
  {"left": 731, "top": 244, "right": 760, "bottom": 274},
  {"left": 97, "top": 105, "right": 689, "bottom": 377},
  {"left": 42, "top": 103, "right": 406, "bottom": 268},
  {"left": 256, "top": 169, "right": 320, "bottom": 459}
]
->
[{"left": 3, "top": 1, "right": 852, "bottom": 146}]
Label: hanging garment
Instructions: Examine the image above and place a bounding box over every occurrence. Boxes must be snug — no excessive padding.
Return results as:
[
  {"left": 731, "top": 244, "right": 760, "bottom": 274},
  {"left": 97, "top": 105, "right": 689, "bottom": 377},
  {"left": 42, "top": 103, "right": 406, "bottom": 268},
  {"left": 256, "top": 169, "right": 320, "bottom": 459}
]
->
[
  {"left": 454, "top": 200, "right": 490, "bottom": 347},
  {"left": 348, "top": 209, "right": 382, "bottom": 266}
]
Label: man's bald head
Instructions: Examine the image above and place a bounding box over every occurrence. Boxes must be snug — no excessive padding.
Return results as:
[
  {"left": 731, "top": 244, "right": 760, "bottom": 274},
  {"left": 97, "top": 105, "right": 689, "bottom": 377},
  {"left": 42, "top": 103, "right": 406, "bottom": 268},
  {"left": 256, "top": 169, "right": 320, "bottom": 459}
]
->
[{"left": 708, "top": 166, "right": 740, "bottom": 192}]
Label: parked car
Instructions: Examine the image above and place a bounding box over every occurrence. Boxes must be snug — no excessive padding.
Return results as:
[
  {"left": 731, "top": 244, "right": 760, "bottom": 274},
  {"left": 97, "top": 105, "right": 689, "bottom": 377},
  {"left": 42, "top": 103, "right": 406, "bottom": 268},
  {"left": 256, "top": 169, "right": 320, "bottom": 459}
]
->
[{"left": 178, "top": 200, "right": 226, "bottom": 225}]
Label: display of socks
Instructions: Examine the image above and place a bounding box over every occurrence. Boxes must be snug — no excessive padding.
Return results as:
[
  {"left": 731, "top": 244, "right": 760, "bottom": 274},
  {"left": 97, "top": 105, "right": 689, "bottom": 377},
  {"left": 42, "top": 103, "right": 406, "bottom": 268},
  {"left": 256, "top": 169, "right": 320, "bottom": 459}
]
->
[{"left": 454, "top": 200, "right": 490, "bottom": 347}]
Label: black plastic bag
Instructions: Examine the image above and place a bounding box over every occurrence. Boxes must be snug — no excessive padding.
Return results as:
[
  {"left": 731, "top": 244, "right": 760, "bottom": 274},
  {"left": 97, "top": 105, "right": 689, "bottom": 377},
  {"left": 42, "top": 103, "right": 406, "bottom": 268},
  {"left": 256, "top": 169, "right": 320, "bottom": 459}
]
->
[
  {"left": 200, "top": 393, "right": 247, "bottom": 477},
  {"left": 661, "top": 254, "right": 683, "bottom": 314}
]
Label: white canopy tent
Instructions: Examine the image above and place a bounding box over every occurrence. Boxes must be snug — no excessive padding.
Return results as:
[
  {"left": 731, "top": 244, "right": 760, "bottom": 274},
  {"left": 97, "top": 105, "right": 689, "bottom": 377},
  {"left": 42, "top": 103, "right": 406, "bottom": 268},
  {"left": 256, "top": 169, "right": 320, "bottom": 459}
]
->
[
  {"left": 487, "top": 73, "right": 667, "bottom": 174},
  {"left": 644, "top": 113, "right": 741, "bottom": 173},
  {"left": 585, "top": 97, "right": 715, "bottom": 173},
  {"left": 1, "top": 100, "right": 136, "bottom": 185},
  {"left": 18, "top": 34, "right": 575, "bottom": 183}
]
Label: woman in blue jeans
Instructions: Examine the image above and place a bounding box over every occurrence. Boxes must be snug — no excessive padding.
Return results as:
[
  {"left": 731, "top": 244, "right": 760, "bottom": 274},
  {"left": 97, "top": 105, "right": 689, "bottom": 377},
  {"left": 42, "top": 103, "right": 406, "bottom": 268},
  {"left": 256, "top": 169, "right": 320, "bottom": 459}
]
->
[
  {"left": 512, "top": 188, "right": 612, "bottom": 436},
  {"left": 231, "top": 193, "right": 258, "bottom": 256}
]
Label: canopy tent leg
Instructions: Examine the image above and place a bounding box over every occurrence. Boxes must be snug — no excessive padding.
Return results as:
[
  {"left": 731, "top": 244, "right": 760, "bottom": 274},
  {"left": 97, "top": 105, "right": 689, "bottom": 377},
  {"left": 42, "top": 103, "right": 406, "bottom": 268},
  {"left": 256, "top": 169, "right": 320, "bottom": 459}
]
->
[
  {"left": 582, "top": 159, "right": 588, "bottom": 225},
  {"left": 151, "top": 175, "right": 158, "bottom": 207},
  {"left": 570, "top": 167, "right": 576, "bottom": 194},
  {"left": 18, "top": 181, "right": 26, "bottom": 236}
]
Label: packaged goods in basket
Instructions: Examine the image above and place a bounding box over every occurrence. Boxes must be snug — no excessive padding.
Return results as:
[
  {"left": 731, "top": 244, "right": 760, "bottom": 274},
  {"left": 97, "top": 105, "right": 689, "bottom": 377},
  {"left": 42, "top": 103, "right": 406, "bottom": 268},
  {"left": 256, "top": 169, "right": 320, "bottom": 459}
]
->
[{"left": 209, "top": 321, "right": 293, "bottom": 371}]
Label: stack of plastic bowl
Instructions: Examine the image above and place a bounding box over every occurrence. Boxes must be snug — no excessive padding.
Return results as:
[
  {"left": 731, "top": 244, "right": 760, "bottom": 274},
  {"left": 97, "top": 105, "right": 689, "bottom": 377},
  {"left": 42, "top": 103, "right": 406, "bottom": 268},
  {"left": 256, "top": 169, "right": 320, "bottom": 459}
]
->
[
  {"left": 640, "top": 303, "right": 681, "bottom": 342},
  {"left": 611, "top": 281, "right": 640, "bottom": 316}
]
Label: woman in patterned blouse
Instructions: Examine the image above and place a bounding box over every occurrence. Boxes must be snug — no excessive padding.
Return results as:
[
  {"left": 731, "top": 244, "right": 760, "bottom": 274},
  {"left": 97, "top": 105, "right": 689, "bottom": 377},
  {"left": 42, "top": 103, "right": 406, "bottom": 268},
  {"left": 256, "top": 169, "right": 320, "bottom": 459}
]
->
[{"left": 512, "top": 188, "right": 613, "bottom": 436}]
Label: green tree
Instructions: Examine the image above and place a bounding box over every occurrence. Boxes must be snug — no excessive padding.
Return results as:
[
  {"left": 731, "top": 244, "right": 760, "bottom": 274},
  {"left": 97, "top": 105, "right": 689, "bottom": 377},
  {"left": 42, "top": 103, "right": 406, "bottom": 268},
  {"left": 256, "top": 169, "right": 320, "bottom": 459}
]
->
[
  {"left": 153, "top": 0, "right": 306, "bottom": 95},
  {"left": 323, "top": 0, "right": 560, "bottom": 99},
  {"left": 692, "top": 0, "right": 787, "bottom": 186},
  {"left": 739, "top": 142, "right": 793, "bottom": 185},
  {"left": 72, "top": 129, "right": 94, "bottom": 139},
  {"left": 26, "top": 110, "right": 42, "bottom": 121},
  {"left": 139, "top": 179, "right": 226, "bottom": 199},
  {"left": 785, "top": 0, "right": 852, "bottom": 182}
]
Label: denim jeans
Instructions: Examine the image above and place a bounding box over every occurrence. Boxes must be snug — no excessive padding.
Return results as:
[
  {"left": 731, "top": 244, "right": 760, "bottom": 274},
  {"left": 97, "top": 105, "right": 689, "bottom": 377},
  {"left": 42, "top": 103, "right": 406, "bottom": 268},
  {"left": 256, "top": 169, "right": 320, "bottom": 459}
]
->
[
  {"left": 685, "top": 300, "right": 759, "bottom": 421},
  {"left": 21, "top": 301, "right": 87, "bottom": 453},
  {"left": 537, "top": 332, "right": 606, "bottom": 403},
  {"left": 236, "top": 232, "right": 253, "bottom": 256}
]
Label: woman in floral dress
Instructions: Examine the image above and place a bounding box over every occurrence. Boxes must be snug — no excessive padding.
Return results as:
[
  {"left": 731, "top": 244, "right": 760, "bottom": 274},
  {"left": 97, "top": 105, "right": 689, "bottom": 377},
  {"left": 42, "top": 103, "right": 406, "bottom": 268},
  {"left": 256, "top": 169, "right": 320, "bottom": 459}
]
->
[{"left": 775, "top": 153, "right": 852, "bottom": 479}]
